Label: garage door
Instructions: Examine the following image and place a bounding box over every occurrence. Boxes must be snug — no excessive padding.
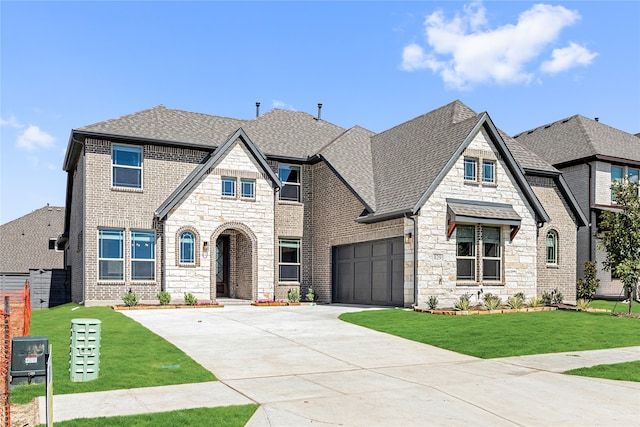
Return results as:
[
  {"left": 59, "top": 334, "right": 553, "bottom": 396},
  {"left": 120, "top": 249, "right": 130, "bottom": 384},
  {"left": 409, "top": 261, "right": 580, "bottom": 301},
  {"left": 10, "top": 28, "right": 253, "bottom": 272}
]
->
[{"left": 332, "top": 237, "right": 405, "bottom": 306}]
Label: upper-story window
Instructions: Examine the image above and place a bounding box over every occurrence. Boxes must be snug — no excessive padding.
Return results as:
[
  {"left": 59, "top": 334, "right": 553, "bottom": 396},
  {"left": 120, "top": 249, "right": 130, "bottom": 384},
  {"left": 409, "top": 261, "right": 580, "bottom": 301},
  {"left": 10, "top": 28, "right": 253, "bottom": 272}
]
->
[
  {"left": 611, "top": 165, "right": 639, "bottom": 202},
  {"left": 546, "top": 230, "right": 558, "bottom": 265},
  {"left": 221, "top": 177, "right": 236, "bottom": 197},
  {"left": 241, "top": 179, "right": 255, "bottom": 199},
  {"left": 482, "top": 160, "right": 496, "bottom": 184},
  {"left": 278, "top": 164, "right": 301, "bottom": 202},
  {"left": 463, "top": 158, "right": 477, "bottom": 181},
  {"left": 112, "top": 144, "right": 142, "bottom": 189},
  {"left": 611, "top": 165, "right": 623, "bottom": 201}
]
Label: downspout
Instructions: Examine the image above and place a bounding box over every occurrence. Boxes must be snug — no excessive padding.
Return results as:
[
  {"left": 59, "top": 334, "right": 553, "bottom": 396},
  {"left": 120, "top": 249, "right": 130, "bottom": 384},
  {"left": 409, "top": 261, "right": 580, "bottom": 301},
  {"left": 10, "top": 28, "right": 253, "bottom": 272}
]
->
[
  {"left": 588, "top": 162, "right": 593, "bottom": 260},
  {"left": 161, "top": 220, "right": 167, "bottom": 292},
  {"left": 406, "top": 214, "right": 418, "bottom": 307}
]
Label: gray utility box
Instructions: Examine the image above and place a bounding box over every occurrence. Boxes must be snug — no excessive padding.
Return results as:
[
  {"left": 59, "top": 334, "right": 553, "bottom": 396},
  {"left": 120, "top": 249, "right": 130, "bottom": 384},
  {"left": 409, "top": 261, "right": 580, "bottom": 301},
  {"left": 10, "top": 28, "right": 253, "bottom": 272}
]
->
[
  {"left": 69, "top": 318, "right": 101, "bottom": 382},
  {"left": 10, "top": 336, "right": 48, "bottom": 387}
]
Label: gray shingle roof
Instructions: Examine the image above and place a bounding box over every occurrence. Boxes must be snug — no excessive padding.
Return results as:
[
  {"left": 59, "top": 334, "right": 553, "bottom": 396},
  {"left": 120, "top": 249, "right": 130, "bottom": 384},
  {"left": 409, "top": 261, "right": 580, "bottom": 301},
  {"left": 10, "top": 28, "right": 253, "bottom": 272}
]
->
[
  {"left": 0, "top": 206, "right": 65, "bottom": 273},
  {"left": 77, "top": 105, "right": 346, "bottom": 159},
  {"left": 319, "top": 126, "right": 377, "bottom": 211},
  {"left": 514, "top": 115, "right": 640, "bottom": 165},
  {"left": 447, "top": 199, "right": 522, "bottom": 226},
  {"left": 369, "top": 101, "right": 484, "bottom": 216}
]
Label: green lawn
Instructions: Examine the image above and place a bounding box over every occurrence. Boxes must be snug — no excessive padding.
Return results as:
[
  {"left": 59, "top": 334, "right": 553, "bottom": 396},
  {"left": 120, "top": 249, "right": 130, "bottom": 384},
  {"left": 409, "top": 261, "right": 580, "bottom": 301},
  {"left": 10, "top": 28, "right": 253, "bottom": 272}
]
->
[
  {"left": 339, "top": 309, "right": 640, "bottom": 359},
  {"left": 565, "top": 360, "right": 640, "bottom": 382},
  {"left": 40, "top": 405, "right": 259, "bottom": 427},
  {"left": 589, "top": 299, "right": 633, "bottom": 313},
  {"left": 11, "top": 303, "right": 216, "bottom": 404}
]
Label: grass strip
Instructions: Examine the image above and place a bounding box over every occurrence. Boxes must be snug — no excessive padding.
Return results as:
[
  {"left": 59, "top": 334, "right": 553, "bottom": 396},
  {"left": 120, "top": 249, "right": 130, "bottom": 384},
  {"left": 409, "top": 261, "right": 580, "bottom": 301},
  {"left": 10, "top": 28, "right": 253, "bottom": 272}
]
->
[
  {"left": 11, "top": 303, "right": 216, "bottom": 404},
  {"left": 41, "top": 404, "right": 259, "bottom": 427},
  {"left": 565, "top": 360, "right": 640, "bottom": 382},
  {"left": 339, "top": 309, "right": 640, "bottom": 359}
]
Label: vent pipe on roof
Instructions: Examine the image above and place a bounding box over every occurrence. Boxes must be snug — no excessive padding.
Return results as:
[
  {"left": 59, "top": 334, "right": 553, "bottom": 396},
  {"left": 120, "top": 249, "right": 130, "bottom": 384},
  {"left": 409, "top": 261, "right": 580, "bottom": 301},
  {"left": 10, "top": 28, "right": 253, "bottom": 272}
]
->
[
  {"left": 316, "top": 103, "right": 322, "bottom": 121},
  {"left": 256, "top": 102, "right": 260, "bottom": 118},
  {"left": 594, "top": 117, "right": 599, "bottom": 122}
]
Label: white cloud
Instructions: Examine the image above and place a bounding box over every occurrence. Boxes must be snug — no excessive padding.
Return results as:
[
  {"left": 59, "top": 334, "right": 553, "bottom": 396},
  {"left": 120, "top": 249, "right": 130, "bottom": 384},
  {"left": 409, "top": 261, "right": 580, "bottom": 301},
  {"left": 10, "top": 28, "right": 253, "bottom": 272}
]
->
[
  {"left": 0, "top": 115, "right": 23, "bottom": 128},
  {"left": 541, "top": 42, "right": 598, "bottom": 73},
  {"left": 401, "top": 1, "right": 594, "bottom": 89},
  {"left": 17, "top": 125, "right": 56, "bottom": 151},
  {"left": 272, "top": 100, "right": 296, "bottom": 111}
]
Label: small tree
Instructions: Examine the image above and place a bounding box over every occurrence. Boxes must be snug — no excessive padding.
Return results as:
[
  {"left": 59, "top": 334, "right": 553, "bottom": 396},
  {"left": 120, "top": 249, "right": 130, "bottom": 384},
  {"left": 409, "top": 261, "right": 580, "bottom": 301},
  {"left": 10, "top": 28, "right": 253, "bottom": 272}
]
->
[
  {"left": 577, "top": 261, "right": 600, "bottom": 301},
  {"left": 597, "top": 178, "right": 640, "bottom": 314}
]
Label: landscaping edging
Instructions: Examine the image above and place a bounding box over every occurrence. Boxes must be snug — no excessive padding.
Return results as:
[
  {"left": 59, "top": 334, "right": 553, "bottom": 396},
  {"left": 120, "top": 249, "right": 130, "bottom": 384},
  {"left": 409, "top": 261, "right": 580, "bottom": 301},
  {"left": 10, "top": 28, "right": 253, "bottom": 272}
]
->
[
  {"left": 414, "top": 306, "right": 557, "bottom": 315},
  {"left": 112, "top": 304, "right": 224, "bottom": 310}
]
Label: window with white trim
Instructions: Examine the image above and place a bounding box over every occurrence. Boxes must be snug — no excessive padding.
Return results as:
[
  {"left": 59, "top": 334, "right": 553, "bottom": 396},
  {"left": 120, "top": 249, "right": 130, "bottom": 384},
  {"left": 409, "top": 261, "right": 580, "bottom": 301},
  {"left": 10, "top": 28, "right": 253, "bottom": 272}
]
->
[
  {"left": 241, "top": 178, "right": 255, "bottom": 199},
  {"left": 279, "top": 238, "right": 300, "bottom": 282},
  {"left": 456, "top": 225, "right": 476, "bottom": 281},
  {"left": 112, "top": 144, "right": 142, "bottom": 189},
  {"left": 221, "top": 177, "right": 236, "bottom": 197},
  {"left": 482, "top": 160, "right": 496, "bottom": 183},
  {"left": 131, "top": 230, "right": 155, "bottom": 281},
  {"left": 482, "top": 226, "right": 501, "bottom": 281},
  {"left": 278, "top": 164, "right": 301, "bottom": 201},
  {"left": 180, "top": 231, "right": 195, "bottom": 264},
  {"left": 611, "top": 165, "right": 623, "bottom": 202},
  {"left": 546, "top": 230, "right": 558, "bottom": 265},
  {"left": 98, "top": 229, "right": 124, "bottom": 281},
  {"left": 463, "top": 158, "right": 477, "bottom": 182}
]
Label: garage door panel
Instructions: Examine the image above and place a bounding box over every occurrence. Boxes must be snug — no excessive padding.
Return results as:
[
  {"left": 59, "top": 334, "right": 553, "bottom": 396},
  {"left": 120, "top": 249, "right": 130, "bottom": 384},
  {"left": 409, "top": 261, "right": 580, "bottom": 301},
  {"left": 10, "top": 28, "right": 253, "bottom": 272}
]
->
[{"left": 333, "top": 237, "right": 404, "bottom": 307}]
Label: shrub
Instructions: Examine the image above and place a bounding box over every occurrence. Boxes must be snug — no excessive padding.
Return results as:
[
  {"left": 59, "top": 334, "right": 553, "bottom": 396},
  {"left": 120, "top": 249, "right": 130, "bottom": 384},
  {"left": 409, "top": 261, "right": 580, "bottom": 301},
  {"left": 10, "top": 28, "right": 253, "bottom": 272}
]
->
[
  {"left": 157, "top": 291, "right": 171, "bottom": 305},
  {"left": 482, "top": 293, "right": 501, "bottom": 310},
  {"left": 552, "top": 288, "right": 564, "bottom": 304},
  {"left": 287, "top": 288, "right": 300, "bottom": 302},
  {"left": 514, "top": 292, "right": 526, "bottom": 302},
  {"left": 541, "top": 291, "right": 553, "bottom": 306},
  {"left": 577, "top": 261, "right": 600, "bottom": 301},
  {"left": 576, "top": 299, "right": 591, "bottom": 311},
  {"left": 427, "top": 295, "right": 438, "bottom": 309},
  {"left": 528, "top": 297, "right": 542, "bottom": 308},
  {"left": 306, "top": 288, "right": 318, "bottom": 302},
  {"left": 184, "top": 293, "right": 197, "bottom": 306},
  {"left": 123, "top": 291, "right": 138, "bottom": 307},
  {"left": 453, "top": 293, "right": 472, "bottom": 311},
  {"left": 506, "top": 295, "right": 524, "bottom": 309}
]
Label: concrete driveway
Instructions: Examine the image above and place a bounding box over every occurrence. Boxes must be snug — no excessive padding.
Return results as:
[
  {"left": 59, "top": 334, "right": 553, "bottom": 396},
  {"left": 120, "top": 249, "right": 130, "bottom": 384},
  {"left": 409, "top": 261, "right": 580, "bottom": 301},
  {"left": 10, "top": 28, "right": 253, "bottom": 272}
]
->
[{"left": 122, "top": 305, "right": 640, "bottom": 426}]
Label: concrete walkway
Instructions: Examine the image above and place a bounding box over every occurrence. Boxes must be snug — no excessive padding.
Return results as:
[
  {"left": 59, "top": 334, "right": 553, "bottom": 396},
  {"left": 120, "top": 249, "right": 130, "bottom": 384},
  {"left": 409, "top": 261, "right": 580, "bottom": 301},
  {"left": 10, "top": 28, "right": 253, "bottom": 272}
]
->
[{"left": 40, "top": 305, "right": 640, "bottom": 425}]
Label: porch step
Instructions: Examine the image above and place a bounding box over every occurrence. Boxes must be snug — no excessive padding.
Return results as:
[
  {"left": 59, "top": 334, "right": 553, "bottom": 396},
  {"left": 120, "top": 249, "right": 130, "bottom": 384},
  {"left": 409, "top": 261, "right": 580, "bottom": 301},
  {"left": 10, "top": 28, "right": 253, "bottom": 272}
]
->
[{"left": 216, "top": 298, "right": 252, "bottom": 306}]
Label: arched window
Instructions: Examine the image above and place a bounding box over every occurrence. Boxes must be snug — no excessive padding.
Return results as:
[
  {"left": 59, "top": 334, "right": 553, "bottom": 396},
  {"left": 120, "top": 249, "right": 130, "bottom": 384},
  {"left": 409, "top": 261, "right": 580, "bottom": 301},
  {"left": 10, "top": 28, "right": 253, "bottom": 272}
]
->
[
  {"left": 546, "top": 230, "right": 558, "bottom": 265},
  {"left": 180, "top": 231, "right": 195, "bottom": 264}
]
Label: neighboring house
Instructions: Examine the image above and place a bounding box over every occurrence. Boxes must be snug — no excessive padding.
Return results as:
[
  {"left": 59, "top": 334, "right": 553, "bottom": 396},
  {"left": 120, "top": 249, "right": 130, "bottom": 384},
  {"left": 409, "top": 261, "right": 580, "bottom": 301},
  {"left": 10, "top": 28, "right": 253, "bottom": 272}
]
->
[
  {"left": 0, "top": 205, "right": 69, "bottom": 308},
  {"left": 515, "top": 116, "right": 640, "bottom": 298},
  {"left": 60, "top": 100, "right": 584, "bottom": 307}
]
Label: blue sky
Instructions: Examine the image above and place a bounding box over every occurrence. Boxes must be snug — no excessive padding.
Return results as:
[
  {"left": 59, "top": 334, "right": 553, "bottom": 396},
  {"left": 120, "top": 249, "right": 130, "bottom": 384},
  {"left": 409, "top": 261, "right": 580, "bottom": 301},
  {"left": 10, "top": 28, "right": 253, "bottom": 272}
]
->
[{"left": 1, "top": 1, "right": 638, "bottom": 224}]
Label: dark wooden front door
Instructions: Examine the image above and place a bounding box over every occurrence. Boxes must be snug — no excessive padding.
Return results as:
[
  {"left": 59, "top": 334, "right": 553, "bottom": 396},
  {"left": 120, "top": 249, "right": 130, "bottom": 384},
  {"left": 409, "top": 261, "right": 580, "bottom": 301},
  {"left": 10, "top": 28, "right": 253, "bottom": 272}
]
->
[{"left": 215, "top": 236, "right": 230, "bottom": 297}]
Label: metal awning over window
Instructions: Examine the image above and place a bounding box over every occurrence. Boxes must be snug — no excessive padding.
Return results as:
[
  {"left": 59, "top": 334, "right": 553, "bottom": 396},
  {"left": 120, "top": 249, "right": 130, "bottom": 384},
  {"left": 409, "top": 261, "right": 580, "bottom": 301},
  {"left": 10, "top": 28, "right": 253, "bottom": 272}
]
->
[{"left": 446, "top": 199, "right": 522, "bottom": 240}]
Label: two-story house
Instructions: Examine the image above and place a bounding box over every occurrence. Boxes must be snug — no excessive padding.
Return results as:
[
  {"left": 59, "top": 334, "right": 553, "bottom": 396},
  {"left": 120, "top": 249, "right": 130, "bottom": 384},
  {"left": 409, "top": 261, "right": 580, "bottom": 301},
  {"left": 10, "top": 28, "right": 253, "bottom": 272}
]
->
[
  {"left": 515, "top": 115, "right": 640, "bottom": 297},
  {"left": 60, "top": 100, "right": 585, "bottom": 307}
]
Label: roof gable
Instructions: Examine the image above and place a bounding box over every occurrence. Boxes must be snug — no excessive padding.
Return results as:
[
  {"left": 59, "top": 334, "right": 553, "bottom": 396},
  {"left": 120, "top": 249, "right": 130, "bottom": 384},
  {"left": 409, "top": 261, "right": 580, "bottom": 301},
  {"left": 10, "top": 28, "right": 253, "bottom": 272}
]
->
[{"left": 155, "top": 128, "right": 281, "bottom": 220}]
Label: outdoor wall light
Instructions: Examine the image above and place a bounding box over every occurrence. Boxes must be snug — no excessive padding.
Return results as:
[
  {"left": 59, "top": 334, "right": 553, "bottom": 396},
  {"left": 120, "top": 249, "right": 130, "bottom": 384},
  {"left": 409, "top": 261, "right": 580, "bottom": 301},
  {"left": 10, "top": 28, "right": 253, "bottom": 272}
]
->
[
  {"left": 405, "top": 232, "right": 413, "bottom": 243},
  {"left": 202, "top": 241, "right": 209, "bottom": 257}
]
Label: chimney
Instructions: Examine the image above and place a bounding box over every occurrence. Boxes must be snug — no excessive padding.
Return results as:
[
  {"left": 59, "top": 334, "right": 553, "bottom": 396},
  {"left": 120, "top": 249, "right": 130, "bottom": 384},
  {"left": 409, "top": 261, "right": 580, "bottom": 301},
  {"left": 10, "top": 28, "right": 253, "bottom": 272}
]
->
[
  {"left": 256, "top": 102, "right": 260, "bottom": 118},
  {"left": 316, "top": 103, "right": 322, "bottom": 121}
]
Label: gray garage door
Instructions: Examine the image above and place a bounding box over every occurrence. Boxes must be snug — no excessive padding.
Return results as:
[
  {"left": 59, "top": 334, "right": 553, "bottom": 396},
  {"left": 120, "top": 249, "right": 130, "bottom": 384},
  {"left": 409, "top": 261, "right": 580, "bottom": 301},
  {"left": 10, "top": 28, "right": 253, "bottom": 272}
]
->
[{"left": 333, "top": 237, "right": 404, "bottom": 306}]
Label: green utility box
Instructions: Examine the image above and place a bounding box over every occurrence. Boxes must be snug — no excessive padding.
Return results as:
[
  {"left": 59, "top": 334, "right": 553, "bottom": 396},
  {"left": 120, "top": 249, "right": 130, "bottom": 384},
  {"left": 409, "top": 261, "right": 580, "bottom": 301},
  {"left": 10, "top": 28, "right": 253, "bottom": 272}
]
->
[
  {"left": 69, "top": 318, "right": 101, "bottom": 382},
  {"left": 10, "top": 336, "right": 48, "bottom": 386}
]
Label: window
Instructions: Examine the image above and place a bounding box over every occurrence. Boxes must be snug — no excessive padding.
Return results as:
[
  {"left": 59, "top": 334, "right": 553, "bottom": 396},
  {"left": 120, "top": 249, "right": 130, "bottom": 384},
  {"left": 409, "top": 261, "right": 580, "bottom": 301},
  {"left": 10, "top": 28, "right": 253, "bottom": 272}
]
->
[
  {"left": 49, "top": 238, "right": 57, "bottom": 250},
  {"left": 279, "top": 239, "right": 300, "bottom": 282},
  {"left": 482, "top": 160, "right": 496, "bottom": 183},
  {"left": 629, "top": 168, "right": 639, "bottom": 185},
  {"left": 98, "top": 229, "right": 124, "bottom": 281},
  {"left": 131, "top": 230, "right": 155, "bottom": 281},
  {"left": 546, "top": 230, "right": 558, "bottom": 265},
  {"left": 112, "top": 145, "right": 142, "bottom": 189},
  {"left": 278, "top": 164, "right": 301, "bottom": 201},
  {"left": 241, "top": 179, "right": 255, "bottom": 199},
  {"left": 221, "top": 177, "right": 236, "bottom": 197},
  {"left": 482, "top": 226, "right": 501, "bottom": 281},
  {"left": 456, "top": 225, "right": 476, "bottom": 281},
  {"left": 180, "top": 231, "right": 195, "bottom": 264},
  {"left": 463, "top": 158, "right": 477, "bottom": 181},
  {"left": 611, "top": 165, "right": 623, "bottom": 201}
]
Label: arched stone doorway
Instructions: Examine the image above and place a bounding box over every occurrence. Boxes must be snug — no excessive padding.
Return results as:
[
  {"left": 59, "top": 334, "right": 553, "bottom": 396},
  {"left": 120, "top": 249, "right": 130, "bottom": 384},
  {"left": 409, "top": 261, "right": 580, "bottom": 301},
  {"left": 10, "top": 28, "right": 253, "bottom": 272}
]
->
[{"left": 210, "top": 222, "right": 257, "bottom": 301}]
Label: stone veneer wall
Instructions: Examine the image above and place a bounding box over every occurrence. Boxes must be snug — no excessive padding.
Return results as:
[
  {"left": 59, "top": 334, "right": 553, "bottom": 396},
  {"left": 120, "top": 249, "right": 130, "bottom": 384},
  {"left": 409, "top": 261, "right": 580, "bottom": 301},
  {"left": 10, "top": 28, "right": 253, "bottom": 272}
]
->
[
  {"left": 310, "top": 161, "right": 407, "bottom": 304},
  {"left": 527, "top": 176, "right": 578, "bottom": 303},
  {"left": 416, "top": 129, "right": 538, "bottom": 307},
  {"left": 164, "top": 141, "right": 275, "bottom": 301},
  {"left": 82, "top": 139, "right": 208, "bottom": 305}
]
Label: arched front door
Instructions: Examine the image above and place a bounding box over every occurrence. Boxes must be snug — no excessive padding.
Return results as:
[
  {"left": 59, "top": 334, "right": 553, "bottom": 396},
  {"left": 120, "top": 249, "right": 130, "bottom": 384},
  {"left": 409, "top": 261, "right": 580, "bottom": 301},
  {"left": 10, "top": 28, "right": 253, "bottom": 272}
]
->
[{"left": 215, "top": 235, "right": 230, "bottom": 297}]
